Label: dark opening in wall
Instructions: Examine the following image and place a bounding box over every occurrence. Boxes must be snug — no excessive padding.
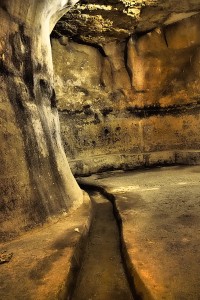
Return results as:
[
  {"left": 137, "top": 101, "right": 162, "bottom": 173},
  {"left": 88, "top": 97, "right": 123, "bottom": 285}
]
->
[{"left": 104, "top": 128, "right": 110, "bottom": 136}]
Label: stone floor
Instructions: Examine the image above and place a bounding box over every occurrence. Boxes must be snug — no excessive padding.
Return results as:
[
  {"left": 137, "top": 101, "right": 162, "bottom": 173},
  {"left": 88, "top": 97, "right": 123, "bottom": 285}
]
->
[
  {"left": 0, "top": 166, "right": 200, "bottom": 300},
  {"left": 0, "top": 192, "right": 92, "bottom": 300},
  {"left": 78, "top": 166, "right": 200, "bottom": 300}
]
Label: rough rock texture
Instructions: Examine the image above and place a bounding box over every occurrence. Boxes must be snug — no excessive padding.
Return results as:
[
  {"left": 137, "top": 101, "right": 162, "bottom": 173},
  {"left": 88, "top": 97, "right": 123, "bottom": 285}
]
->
[
  {"left": 1, "top": 0, "right": 200, "bottom": 239},
  {"left": 0, "top": 0, "right": 83, "bottom": 241},
  {"left": 52, "top": 12, "right": 200, "bottom": 175},
  {"left": 53, "top": 0, "right": 200, "bottom": 43}
]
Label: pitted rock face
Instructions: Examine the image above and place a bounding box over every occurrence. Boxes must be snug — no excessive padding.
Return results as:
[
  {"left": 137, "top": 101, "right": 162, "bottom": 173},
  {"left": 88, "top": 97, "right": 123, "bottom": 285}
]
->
[
  {"left": 53, "top": 0, "right": 200, "bottom": 44},
  {"left": 52, "top": 8, "right": 200, "bottom": 176}
]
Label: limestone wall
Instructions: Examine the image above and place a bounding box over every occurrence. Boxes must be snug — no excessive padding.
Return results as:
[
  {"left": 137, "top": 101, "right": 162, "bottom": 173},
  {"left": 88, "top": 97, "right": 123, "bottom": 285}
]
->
[
  {"left": 52, "top": 13, "right": 200, "bottom": 175},
  {"left": 0, "top": 0, "right": 83, "bottom": 241}
]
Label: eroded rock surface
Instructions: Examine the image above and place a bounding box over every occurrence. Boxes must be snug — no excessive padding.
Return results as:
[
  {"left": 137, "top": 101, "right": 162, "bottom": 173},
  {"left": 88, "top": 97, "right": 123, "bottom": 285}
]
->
[
  {"left": 53, "top": 0, "right": 200, "bottom": 43},
  {"left": 52, "top": 12, "right": 200, "bottom": 175},
  {"left": 1, "top": 0, "right": 200, "bottom": 238},
  {"left": 0, "top": 0, "right": 83, "bottom": 241}
]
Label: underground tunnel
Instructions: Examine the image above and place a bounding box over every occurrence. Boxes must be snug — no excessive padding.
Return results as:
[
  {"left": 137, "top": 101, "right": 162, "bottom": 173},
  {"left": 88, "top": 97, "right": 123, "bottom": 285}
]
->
[{"left": 0, "top": 0, "right": 200, "bottom": 299}]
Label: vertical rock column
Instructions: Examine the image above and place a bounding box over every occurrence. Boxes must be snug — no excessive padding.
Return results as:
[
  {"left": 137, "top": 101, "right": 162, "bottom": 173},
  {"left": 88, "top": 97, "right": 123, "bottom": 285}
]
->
[{"left": 0, "top": 0, "right": 83, "bottom": 241}]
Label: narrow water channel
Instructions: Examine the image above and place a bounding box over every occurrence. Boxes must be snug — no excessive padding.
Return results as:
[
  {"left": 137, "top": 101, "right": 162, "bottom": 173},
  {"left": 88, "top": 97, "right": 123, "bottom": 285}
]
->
[{"left": 71, "top": 191, "right": 133, "bottom": 300}]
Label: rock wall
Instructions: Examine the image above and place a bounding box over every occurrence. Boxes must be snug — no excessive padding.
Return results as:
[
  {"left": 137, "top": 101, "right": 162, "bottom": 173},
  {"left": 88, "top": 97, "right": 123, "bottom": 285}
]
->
[
  {"left": 1, "top": 1, "right": 200, "bottom": 240},
  {"left": 52, "top": 13, "right": 200, "bottom": 175},
  {"left": 0, "top": 0, "right": 83, "bottom": 241}
]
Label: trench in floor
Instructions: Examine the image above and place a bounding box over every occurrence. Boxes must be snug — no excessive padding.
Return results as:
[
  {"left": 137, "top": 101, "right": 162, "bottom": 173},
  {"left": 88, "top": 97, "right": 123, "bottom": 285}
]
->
[{"left": 69, "top": 191, "right": 135, "bottom": 300}]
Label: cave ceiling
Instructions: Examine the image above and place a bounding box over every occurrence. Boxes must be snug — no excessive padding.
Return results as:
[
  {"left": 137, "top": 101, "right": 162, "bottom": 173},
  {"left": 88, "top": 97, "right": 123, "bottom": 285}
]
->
[{"left": 53, "top": 0, "right": 200, "bottom": 44}]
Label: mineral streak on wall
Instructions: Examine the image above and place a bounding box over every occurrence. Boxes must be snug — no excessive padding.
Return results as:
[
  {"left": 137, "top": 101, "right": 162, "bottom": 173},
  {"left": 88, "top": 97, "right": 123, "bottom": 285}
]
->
[
  {"left": 52, "top": 12, "right": 200, "bottom": 175},
  {"left": 0, "top": 0, "right": 83, "bottom": 241}
]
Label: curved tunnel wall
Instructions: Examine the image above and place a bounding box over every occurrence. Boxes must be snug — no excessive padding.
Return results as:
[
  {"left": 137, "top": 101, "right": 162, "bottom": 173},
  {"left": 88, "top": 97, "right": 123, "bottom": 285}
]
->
[
  {"left": 52, "top": 13, "right": 200, "bottom": 176},
  {"left": 1, "top": 1, "right": 200, "bottom": 241},
  {"left": 0, "top": 0, "right": 83, "bottom": 241}
]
